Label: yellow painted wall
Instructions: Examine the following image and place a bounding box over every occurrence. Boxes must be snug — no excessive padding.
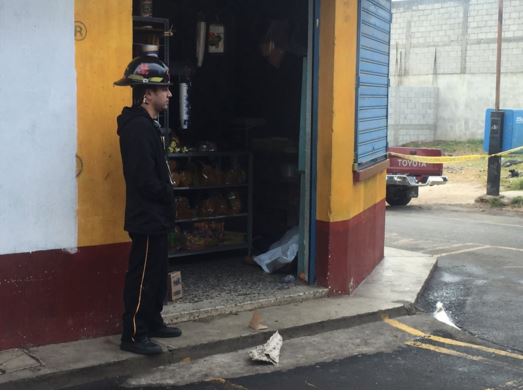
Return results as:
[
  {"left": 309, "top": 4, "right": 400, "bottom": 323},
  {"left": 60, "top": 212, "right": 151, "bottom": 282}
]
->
[
  {"left": 75, "top": 0, "right": 132, "bottom": 247},
  {"left": 317, "top": 0, "right": 387, "bottom": 223}
]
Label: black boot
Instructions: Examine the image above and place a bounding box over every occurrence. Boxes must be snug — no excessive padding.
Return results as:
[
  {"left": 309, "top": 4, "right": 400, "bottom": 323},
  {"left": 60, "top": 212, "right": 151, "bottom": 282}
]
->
[
  {"left": 149, "top": 324, "right": 182, "bottom": 338},
  {"left": 120, "top": 336, "right": 163, "bottom": 355}
]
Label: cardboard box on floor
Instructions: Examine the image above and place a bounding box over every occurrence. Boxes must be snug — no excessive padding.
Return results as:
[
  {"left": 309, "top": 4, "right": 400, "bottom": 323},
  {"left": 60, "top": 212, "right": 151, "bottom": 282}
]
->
[{"left": 168, "top": 271, "right": 182, "bottom": 302}]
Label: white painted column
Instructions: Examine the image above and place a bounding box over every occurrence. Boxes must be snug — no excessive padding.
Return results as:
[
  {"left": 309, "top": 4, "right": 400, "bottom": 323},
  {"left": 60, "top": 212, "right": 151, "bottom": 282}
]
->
[{"left": 0, "top": 0, "right": 77, "bottom": 254}]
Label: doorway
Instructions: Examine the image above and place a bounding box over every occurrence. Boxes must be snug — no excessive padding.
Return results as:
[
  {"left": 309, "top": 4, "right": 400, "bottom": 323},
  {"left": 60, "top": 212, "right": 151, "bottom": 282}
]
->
[{"left": 132, "top": 0, "right": 321, "bottom": 319}]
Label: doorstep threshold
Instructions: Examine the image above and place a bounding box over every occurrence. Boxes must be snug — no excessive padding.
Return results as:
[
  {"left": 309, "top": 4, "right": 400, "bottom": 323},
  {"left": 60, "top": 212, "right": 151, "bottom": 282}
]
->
[{"left": 162, "top": 286, "right": 329, "bottom": 324}]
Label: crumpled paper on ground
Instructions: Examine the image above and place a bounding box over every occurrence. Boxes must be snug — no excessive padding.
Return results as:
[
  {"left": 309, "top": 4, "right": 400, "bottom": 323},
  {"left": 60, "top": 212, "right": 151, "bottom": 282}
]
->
[{"left": 248, "top": 331, "right": 283, "bottom": 365}]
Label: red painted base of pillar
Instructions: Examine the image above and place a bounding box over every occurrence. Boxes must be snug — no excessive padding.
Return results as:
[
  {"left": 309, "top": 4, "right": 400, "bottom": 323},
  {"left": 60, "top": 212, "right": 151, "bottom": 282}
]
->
[
  {"left": 316, "top": 200, "right": 386, "bottom": 295},
  {"left": 0, "top": 243, "right": 130, "bottom": 350}
]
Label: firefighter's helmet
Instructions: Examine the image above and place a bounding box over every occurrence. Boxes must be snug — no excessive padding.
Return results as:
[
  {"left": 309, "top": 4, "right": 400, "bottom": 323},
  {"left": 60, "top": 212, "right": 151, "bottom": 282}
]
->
[{"left": 114, "top": 56, "right": 172, "bottom": 87}]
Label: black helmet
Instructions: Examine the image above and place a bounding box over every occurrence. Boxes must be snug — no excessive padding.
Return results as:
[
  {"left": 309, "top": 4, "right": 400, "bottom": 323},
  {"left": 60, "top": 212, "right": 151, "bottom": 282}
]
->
[{"left": 114, "top": 56, "right": 172, "bottom": 87}]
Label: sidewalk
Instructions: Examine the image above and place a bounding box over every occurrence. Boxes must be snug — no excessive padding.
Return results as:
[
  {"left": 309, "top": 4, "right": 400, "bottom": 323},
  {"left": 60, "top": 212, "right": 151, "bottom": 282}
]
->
[
  {"left": 0, "top": 247, "right": 437, "bottom": 389},
  {"left": 473, "top": 190, "right": 523, "bottom": 210}
]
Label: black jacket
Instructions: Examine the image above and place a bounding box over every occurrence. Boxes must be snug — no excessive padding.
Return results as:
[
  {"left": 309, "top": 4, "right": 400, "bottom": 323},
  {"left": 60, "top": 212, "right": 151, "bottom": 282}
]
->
[{"left": 117, "top": 106, "right": 175, "bottom": 234}]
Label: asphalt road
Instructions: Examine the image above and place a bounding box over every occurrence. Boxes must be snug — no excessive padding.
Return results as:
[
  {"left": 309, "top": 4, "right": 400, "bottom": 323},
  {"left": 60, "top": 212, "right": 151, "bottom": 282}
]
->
[
  {"left": 124, "top": 314, "right": 523, "bottom": 390},
  {"left": 189, "top": 343, "right": 523, "bottom": 390},
  {"left": 385, "top": 204, "right": 523, "bottom": 250},
  {"left": 81, "top": 205, "right": 523, "bottom": 389},
  {"left": 387, "top": 204, "right": 523, "bottom": 354}
]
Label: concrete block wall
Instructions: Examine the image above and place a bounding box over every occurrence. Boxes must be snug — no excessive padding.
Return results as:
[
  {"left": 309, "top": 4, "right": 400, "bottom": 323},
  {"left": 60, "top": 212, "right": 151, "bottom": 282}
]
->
[
  {"left": 389, "top": 0, "right": 523, "bottom": 142},
  {"left": 388, "top": 86, "right": 438, "bottom": 146},
  {"left": 391, "top": 0, "right": 464, "bottom": 76}
]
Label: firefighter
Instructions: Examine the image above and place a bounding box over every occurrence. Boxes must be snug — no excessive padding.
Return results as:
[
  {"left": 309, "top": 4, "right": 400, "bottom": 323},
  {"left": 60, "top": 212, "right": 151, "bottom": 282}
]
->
[{"left": 114, "top": 56, "right": 181, "bottom": 355}]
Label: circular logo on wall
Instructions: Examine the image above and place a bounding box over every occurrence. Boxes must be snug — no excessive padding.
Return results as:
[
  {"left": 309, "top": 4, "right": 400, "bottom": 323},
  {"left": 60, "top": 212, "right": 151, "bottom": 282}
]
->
[{"left": 75, "top": 21, "right": 87, "bottom": 41}]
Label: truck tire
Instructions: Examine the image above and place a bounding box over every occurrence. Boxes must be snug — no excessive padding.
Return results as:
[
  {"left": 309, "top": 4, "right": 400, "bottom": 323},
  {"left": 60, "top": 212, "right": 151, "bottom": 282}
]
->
[{"left": 386, "top": 186, "right": 412, "bottom": 207}]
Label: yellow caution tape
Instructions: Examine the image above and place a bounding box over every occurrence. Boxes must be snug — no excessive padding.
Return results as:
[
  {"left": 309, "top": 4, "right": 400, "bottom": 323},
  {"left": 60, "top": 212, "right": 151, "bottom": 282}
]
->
[{"left": 388, "top": 145, "right": 523, "bottom": 164}]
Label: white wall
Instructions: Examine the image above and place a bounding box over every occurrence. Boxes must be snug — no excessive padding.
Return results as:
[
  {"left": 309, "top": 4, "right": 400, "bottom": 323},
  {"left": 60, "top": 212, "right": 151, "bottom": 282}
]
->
[{"left": 0, "top": 0, "right": 77, "bottom": 255}]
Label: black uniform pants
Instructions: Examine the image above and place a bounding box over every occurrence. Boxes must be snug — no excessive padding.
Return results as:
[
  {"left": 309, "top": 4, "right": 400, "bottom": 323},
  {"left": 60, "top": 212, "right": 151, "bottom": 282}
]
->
[{"left": 122, "top": 232, "right": 168, "bottom": 342}]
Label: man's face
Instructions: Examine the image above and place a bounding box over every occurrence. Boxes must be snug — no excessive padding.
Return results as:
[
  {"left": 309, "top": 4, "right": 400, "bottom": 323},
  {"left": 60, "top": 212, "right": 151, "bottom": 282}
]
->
[{"left": 146, "top": 86, "right": 173, "bottom": 112}]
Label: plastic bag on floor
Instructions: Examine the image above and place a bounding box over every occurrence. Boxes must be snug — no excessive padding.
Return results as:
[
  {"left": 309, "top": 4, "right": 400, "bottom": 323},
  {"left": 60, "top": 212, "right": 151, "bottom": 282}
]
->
[
  {"left": 433, "top": 301, "right": 460, "bottom": 330},
  {"left": 254, "top": 227, "right": 299, "bottom": 273}
]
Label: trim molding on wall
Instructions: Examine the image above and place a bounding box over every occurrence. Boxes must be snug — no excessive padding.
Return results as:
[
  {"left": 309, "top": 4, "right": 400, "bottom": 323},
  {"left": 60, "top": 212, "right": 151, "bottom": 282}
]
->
[{"left": 353, "top": 160, "right": 389, "bottom": 183}]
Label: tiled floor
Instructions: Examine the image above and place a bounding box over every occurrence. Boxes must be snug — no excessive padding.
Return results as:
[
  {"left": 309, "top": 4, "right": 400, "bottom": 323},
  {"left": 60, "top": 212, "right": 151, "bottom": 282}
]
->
[{"left": 165, "top": 255, "right": 326, "bottom": 321}]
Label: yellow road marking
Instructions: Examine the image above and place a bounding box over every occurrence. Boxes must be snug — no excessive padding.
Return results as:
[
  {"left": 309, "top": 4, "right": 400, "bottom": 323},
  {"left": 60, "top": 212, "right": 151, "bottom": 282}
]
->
[
  {"left": 427, "top": 336, "right": 523, "bottom": 361},
  {"left": 405, "top": 340, "right": 485, "bottom": 362},
  {"left": 383, "top": 316, "right": 425, "bottom": 337},
  {"left": 405, "top": 340, "right": 523, "bottom": 373},
  {"left": 382, "top": 315, "right": 523, "bottom": 361}
]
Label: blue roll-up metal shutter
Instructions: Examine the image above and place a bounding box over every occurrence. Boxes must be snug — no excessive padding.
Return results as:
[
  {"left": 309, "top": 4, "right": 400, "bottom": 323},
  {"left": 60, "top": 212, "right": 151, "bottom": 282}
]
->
[{"left": 355, "top": 0, "right": 391, "bottom": 168}]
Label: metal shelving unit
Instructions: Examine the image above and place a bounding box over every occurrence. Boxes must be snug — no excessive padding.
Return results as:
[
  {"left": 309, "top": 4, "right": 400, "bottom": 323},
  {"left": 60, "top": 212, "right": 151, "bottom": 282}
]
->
[
  {"left": 133, "top": 16, "right": 171, "bottom": 54},
  {"left": 175, "top": 213, "right": 248, "bottom": 224},
  {"left": 167, "top": 151, "right": 251, "bottom": 158},
  {"left": 168, "top": 152, "right": 253, "bottom": 259},
  {"left": 132, "top": 18, "right": 253, "bottom": 259},
  {"left": 172, "top": 184, "right": 248, "bottom": 191},
  {"left": 168, "top": 244, "right": 249, "bottom": 259}
]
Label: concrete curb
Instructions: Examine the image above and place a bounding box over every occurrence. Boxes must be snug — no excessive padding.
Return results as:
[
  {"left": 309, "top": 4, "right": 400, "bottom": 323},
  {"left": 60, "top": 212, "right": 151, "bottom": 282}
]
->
[
  {"left": 414, "top": 257, "right": 439, "bottom": 306},
  {"left": 0, "top": 306, "right": 410, "bottom": 389}
]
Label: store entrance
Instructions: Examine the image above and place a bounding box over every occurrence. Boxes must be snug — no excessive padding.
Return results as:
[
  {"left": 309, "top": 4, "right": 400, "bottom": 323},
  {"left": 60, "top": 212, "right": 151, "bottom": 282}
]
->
[{"left": 132, "top": 0, "right": 321, "bottom": 318}]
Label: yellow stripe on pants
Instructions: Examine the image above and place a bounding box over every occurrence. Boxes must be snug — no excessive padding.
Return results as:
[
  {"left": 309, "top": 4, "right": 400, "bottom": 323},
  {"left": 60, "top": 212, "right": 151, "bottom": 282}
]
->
[{"left": 132, "top": 236, "right": 149, "bottom": 341}]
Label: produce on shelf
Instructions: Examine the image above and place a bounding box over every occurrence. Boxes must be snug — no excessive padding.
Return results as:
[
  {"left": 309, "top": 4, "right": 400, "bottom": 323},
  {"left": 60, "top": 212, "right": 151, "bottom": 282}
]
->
[
  {"left": 171, "top": 171, "right": 182, "bottom": 186},
  {"left": 167, "top": 152, "right": 250, "bottom": 256},
  {"left": 185, "top": 232, "right": 210, "bottom": 250},
  {"left": 198, "top": 197, "right": 217, "bottom": 217},
  {"left": 184, "top": 221, "right": 224, "bottom": 250},
  {"left": 199, "top": 163, "right": 223, "bottom": 186},
  {"left": 167, "top": 136, "right": 190, "bottom": 154},
  {"left": 175, "top": 196, "right": 193, "bottom": 219},
  {"left": 177, "top": 171, "right": 190, "bottom": 187},
  {"left": 227, "top": 191, "right": 242, "bottom": 214},
  {"left": 225, "top": 167, "right": 246, "bottom": 185},
  {"left": 222, "top": 231, "right": 246, "bottom": 245},
  {"left": 198, "top": 141, "right": 218, "bottom": 152},
  {"left": 168, "top": 225, "right": 186, "bottom": 252},
  {"left": 197, "top": 193, "right": 231, "bottom": 217},
  {"left": 214, "top": 193, "right": 230, "bottom": 215},
  {"left": 194, "top": 221, "right": 224, "bottom": 242}
]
